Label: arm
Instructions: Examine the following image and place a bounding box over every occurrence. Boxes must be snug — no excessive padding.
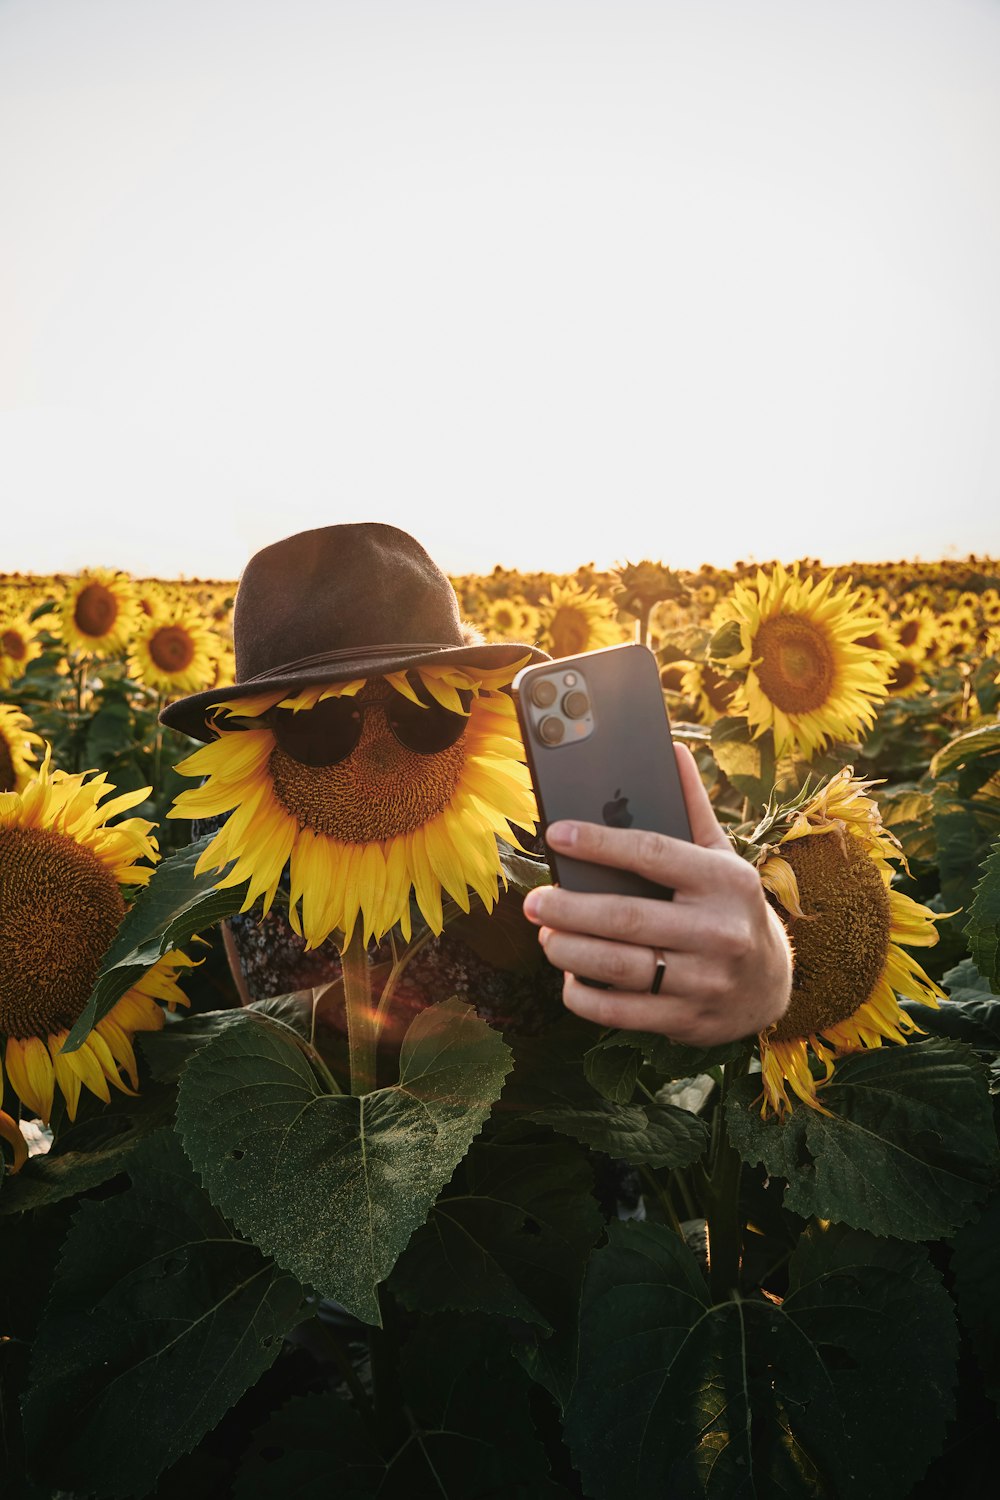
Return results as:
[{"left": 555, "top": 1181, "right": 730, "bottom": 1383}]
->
[{"left": 521, "top": 743, "right": 792, "bottom": 1046}]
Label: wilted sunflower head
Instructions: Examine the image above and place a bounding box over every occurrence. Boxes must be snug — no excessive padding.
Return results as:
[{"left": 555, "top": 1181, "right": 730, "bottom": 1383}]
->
[
  {"left": 61, "top": 568, "right": 140, "bottom": 656},
  {"left": 713, "top": 564, "right": 896, "bottom": 760},
  {"left": 169, "top": 659, "right": 537, "bottom": 950},
  {"left": 0, "top": 751, "right": 194, "bottom": 1155},
  {"left": 538, "top": 579, "right": 626, "bottom": 658},
  {"left": 129, "top": 604, "right": 221, "bottom": 697},
  {"left": 0, "top": 704, "right": 43, "bottom": 793},
  {"left": 610, "top": 560, "right": 690, "bottom": 620},
  {"left": 755, "top": 768, "right": 945, "bottom": 1116}
]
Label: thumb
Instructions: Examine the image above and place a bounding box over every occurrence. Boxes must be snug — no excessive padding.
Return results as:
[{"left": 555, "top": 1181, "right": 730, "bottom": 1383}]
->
[{"left": 674, "top": 742, "right": 731, "bottom": 851}]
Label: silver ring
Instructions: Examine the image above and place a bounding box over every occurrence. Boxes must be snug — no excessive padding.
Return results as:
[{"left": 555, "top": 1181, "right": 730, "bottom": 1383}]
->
[{"left": 649, "top": 948, "right": 667, "bottom": 995}]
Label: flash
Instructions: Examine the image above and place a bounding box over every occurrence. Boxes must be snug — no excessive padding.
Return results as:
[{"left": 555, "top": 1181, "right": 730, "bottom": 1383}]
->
[{"left": 563, "top": 672, "right": 577, "bottom": 686}]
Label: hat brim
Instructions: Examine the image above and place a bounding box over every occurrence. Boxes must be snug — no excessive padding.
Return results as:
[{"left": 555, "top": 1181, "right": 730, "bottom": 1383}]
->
[{"left": 158, "top": 639, "right": 551, "bottom": 741}]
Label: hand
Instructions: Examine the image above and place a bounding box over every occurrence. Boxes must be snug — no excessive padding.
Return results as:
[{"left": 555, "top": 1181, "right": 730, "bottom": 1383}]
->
[{"left": 521, "top": 743, "right": 793, "bottom": 1046}]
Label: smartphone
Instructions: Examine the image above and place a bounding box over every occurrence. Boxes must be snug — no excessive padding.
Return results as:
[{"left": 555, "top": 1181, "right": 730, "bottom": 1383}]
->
[{"left": 512, "top": 642, "right": 692, "bottom": 901}]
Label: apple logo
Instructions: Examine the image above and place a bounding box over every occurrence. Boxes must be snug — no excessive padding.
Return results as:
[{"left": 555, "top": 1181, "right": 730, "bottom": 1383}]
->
[{"left": 602, "top": 788, "right": 633, "bottom": 828}]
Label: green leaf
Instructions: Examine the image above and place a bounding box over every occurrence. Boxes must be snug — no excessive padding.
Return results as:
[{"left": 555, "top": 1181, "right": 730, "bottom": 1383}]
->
[
  {"left": 964, "top": 836, "right": 1000, "bottom": 991},
  {"left": 563, "top": 1219, "right": 957, "bottom": 1500},
  {"left": 0, "top": 1079, "right": 176, "bottom": 1214},
  {"left": 708, "top": 619, "right": 743, "bottom": 659},
  {"left": 176, "top": 998, "right": 513, "bottom": 1325},
  {"left": 137, "top": 994, "right": 314, "bottom": 1087},
  {"left": 499, "top": 843, "right": 552, "bottom": 891},
  {"left": 505, "top": 1029, "right": 709, "bottom": 1169},
  {"left": 234, "top": 1391, "right": 382, "bottom": 1499},
  {"left": 65, "top": 834, "right": 250, "bottom": 1052},
  {"left": 390, "top": 1140, "right": 603, "bottom": 1407},
  {"left": 235, "top": 1320, "right": 569, "bottom": 1498},
  {"left": 710, "top": 715, "right": 777, "bottom": 805},
  {"left": 726, "top": 1039, "right": 998, "bottom": 1239},
  {"left": 930, "top": 721, "right": 1000, "bottom": 781},
  {"left": 877, "top": 785, "right": 938, "bottom": 865},
  {"left": 583, "top": 1041, "right": 641, "bottom": 1103},
  {"left": 950, "top": 1184, "right": 1000, "bottom": 1408},
  {"left": 22, "top": 1130, "right": 305, "bottom": 1499},
  {"left": 587, "top": 1026, "right": 747, "bottom": 1081},
  {"left": 446, "top": 886, "right": 547, "bottom": 973}
]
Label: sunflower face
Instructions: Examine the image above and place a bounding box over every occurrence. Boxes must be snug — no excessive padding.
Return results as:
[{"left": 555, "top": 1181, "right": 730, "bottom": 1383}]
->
[
  {"left": 0, "top": 750, "right": 191, "bottom": 1139},
  {"left": 169, "top": 661, "right": 537, "bottom": 949},
  {"left": 0, "top": 615, "right": 43, "bottom": 688},
  {"left": 715, "top": 565, "right": 895, "bottom": 759},
  {"left": 61, "top": 568, "right": 140, "bottom": 655},
  {"left": 129, "top": 606, "right": 221, "bottom": 696},
  {"left": 538, "top": 579, "right": 625, "bottom": 658},
  {"left": 757, "top": 770, "right": 945, "bottom": 1116}
]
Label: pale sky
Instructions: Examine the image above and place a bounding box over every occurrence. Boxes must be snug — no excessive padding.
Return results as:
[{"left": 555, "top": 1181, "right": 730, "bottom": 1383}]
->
[{"left": 2, "top": 0, "right": 999, "bottom": 579}]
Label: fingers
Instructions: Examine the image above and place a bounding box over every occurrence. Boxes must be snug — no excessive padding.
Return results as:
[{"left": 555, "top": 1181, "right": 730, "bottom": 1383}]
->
[
  {"left": 527, "top": 882, "right": 732, "bottom": 952},
  {"left": 672, "top": 743, "right": 732, "bottom": 851},
  {"left": 560, "top": 972, "right": 751, "bottom": 1047},
  {"left": 539, "top": 927, "right": 690, "bottom": 993},
  {"left": 544, "top": 814, "right": 729, "bottom": 897}
]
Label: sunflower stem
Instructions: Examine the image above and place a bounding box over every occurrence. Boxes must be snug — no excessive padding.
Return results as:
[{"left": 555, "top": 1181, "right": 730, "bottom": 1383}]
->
[
  {"left": 340, "top": 930, "right": 377, "bottom": 1097},
  {"left": 704, "top": 1050, "right": 751, "bottom": 1302}
]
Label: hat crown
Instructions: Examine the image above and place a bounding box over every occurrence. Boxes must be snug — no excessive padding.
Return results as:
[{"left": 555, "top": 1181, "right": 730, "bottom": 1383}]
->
[{"left": 233, "top": 522, "right": 464, "bottom": 682}]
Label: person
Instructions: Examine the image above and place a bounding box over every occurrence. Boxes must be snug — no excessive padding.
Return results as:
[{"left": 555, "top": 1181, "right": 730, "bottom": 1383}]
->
[{"left": 161, "top": 521, "right": 792, "bottom": 1046}]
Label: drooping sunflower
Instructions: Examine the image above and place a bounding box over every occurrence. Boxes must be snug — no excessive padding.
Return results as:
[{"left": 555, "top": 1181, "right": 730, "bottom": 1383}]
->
[
  {"left": 60, "top": 567, "right": 141, "bottom": 656},
  {"left": 538, "top": 578, "right": 626, "bottom": 659},
  {"left": 756, "top": 768, "right": 945, "bottom": 1116},
  {"left": 713, "top": 564, "right": 895, "bottom": 759},
  {"left": 679, "top": 661, "right": 738, "bottom": 725},
  {"left": 129, "top": 605, "right": 221, "bottom": 696},
  {"left": 0, "top": 704, "right": 43, "bottom": 792},
  {"left": 0, "top": 750, "right": 194, "bottom": 1162},
  {"left": 168, "top": 659, "right": 537, "bottom": 949}
]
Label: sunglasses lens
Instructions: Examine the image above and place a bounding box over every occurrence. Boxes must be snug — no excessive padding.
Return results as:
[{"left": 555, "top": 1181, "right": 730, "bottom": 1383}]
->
[
  {"left": 388, "top": 681, "right": 473, "bottom": 754},
  {"left": 269, "top": 697, "right": 363, "bottom": 766}
]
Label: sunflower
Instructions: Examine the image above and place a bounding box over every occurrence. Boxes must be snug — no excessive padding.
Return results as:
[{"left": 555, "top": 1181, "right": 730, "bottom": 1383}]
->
[
  {"left": 756, "top": 769, "right": 945, "bottom": 1116},
  {"left": 0, "top": 750, "right": 194, "bottom": 1160},
  {"left": 485, "top": 597, "right": 531, "bottom": 641},
  {"left": 129, "top": 605, "right": 221, "bottom": 696},
  {"left": 680, "top": 661, "right": 738, "bottom": 724},
  {"left": 713, "top": 565, "right": 895, "bottom": 759},
  {"left": 168, "top": 660, "right": 537, "bottom": 950},
  {"left": 537, "top": 578, "right": 626, "bottom": 658},
  {"left": 60, "top": 567, "right": 140, "bottom": 656},
  {"left": 1, "top": 614, "right": 41, "bottom": 690},
  {"left": 0, "top": 704, "right": 43, "bottom": 793}
]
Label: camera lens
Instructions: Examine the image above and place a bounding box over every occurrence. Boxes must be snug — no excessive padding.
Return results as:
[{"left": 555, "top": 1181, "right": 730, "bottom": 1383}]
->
[
  {"left": 563, "top": 689, "right": 589, "bottom": 719},
  {"left": 538, "top": 714, "right": 565, "bottom": 744},
  {"left": 530, "top": 677, "right": 557, "bottom": 708}
]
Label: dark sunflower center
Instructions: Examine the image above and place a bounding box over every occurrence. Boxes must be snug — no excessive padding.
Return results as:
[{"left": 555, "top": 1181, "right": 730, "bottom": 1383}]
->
[
  {"left": 74, "top": 583, "right": 118, "bottom": 638},
  {"left": 0, "top": 733, "right": 16, "bottom": 793},
  {"left": 888, "top": 660, "right": 918, "bottom": 693},
  {"left": 268, "top": 697, "right": 468, "bottom": 842},
  {"left": 0, "top": 827, "right": 126, "bottom": 1039},
  {"left": 753, "top": 613, "right": 836, "bottom": 714},
  {"left": 550, "top": 607, "right": 592, "bottom": 658},
  {"left": 897, "top": 619, "right": 920, "bottom": 648},
  {"left": 1, "top": 629, "right": 26, "bottom": 660},
  {"left": 150, "top": 625, "right": 196, "bottom": 673},
  {"left": 770, "top": 833, "right": 892, "bottom": 1041}
]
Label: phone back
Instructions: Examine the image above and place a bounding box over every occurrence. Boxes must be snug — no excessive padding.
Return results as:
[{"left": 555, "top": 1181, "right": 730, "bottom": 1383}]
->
[{"left": 513, "top": 643, "right": 691, "bottom": 900}]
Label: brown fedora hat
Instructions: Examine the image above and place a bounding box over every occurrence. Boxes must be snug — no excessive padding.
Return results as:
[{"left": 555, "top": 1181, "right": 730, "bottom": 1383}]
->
[{"left": 159, "top": 522, "right": 549, "bottom": 741}]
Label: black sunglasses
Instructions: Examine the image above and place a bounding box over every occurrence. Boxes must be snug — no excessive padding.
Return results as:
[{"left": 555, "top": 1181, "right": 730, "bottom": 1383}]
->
[{"left": 267, "top": 676, "right": 474, "bottom": 767}]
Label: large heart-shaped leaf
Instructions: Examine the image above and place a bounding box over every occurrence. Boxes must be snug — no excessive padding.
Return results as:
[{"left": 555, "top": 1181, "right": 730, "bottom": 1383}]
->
[
  {"left": 726, "top": 1038, "right": 998, "bottom": 1240},
  {"left": 563, "top": 1219, "right": 957, "bottom": 1500},
  {"left": 22, "top": 1130, "right": 305, "bottom": 1500},
  {"left": 176, "top": 998, "right": 512, "bottom": 1325}
]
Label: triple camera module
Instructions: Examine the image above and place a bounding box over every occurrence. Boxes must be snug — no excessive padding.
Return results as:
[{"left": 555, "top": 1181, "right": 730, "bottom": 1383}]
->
[{"left": 523, "top": 669, "right": 596, "bottom": 746}]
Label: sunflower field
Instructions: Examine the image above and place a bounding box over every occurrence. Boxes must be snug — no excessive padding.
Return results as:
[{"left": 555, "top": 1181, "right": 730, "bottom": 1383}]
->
[{"left": 2, "top": 553, "right": 1000, "bottom": 1498}]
